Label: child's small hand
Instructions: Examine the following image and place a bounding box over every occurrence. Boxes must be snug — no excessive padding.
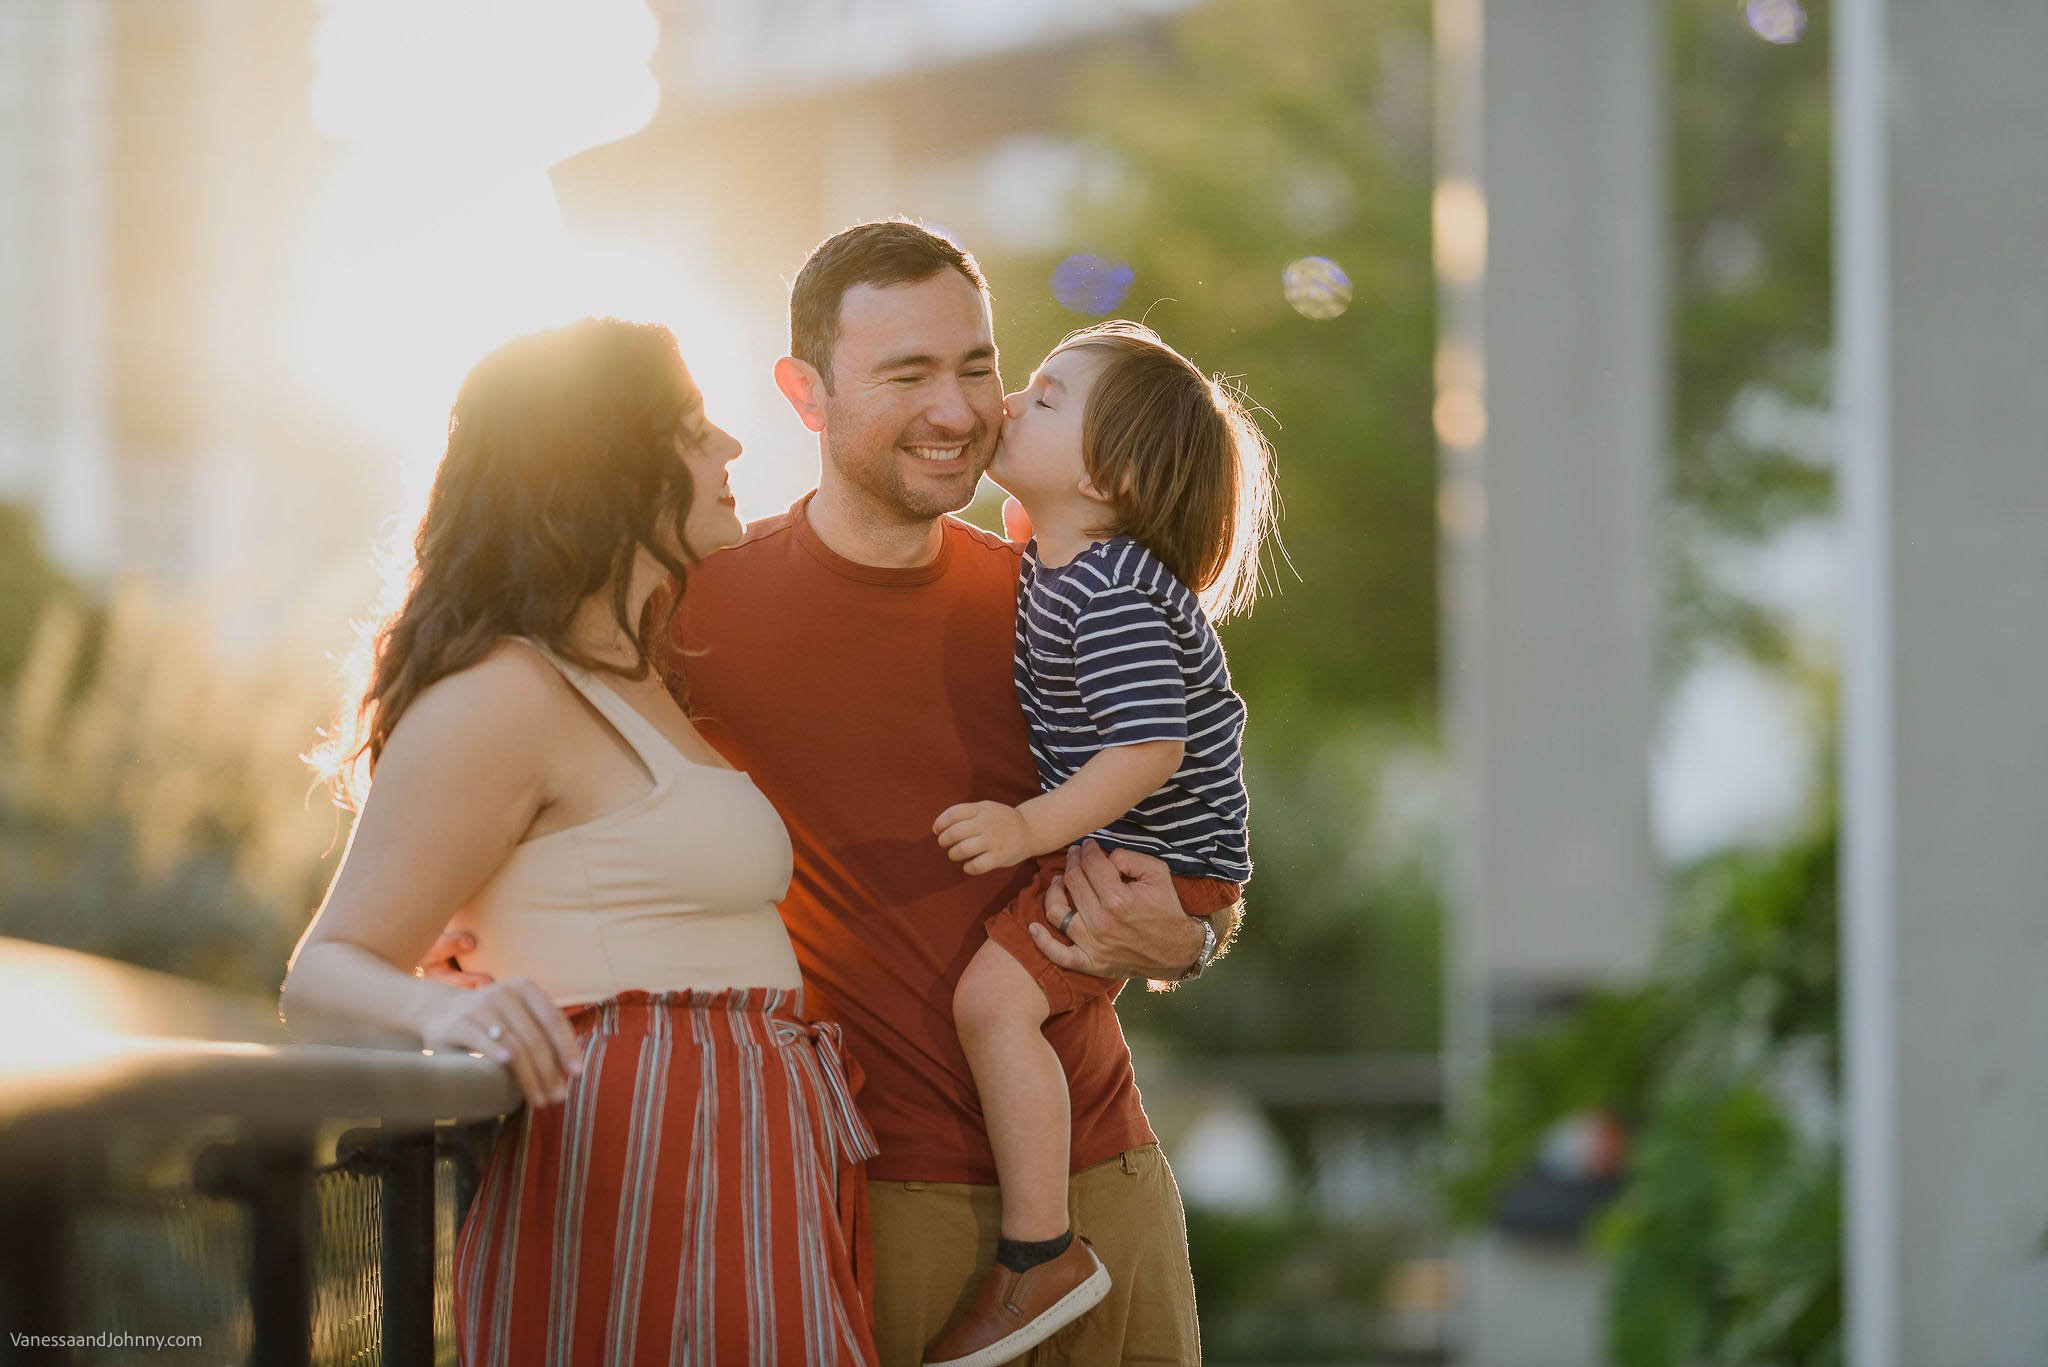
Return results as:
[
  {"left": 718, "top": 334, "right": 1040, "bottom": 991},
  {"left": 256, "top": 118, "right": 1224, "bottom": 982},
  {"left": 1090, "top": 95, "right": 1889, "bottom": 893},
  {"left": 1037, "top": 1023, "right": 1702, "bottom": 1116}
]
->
[{"left": 933, "top": 801, "right": 1036, "bottom": 876}]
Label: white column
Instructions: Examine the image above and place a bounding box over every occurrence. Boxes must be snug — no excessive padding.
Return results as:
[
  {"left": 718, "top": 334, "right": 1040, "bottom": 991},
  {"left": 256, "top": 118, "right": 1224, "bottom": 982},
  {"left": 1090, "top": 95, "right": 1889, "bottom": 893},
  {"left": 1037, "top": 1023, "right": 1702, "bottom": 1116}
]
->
[
  {"left": 1838, "top": 3, "right": 2048, "bottom": 1364},
  {"left": 1437, "top": 0, "right": 1666, "bottom": 1362}
]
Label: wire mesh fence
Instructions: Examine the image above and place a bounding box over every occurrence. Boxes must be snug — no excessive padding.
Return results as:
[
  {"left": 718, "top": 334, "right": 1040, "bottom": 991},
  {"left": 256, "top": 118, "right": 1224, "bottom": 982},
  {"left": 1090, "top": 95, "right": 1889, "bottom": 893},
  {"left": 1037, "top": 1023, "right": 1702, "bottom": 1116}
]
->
[{"left": 26, "top": 1124, "right": 492, "bottom": 1366}]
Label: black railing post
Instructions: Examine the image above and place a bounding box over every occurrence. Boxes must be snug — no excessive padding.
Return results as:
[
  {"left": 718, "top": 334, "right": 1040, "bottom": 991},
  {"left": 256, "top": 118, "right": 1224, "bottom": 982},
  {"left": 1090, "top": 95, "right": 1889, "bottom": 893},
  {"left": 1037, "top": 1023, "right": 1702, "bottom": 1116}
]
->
[
  {"left": 379, "top": 1125, "right": 437, "bottom": 1367},
  {"left": 0, "top": 1151, "right": 74, "bottom": 1344},
  {"left": 196, "top": 1132, "right": 314, "bottom": 1367}
]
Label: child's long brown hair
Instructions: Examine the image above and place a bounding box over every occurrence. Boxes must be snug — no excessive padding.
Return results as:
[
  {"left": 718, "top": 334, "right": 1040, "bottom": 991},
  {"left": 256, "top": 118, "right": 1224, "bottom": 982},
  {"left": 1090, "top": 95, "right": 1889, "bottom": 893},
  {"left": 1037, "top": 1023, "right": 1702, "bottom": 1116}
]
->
[{"left": 1058, "top": 321, "right": 1279, "bottom": 621}]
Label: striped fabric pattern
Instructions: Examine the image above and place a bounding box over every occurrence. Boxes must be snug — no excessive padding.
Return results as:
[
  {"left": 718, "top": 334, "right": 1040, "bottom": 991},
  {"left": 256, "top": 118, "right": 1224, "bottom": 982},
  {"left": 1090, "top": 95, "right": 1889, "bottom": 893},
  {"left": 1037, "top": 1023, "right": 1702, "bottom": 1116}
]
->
[
  {"left": 1015, "top": 536, "right": 1251, "bottom": 882},
  {"left": 453, "top": 988, "right": 880, "bottom": 1367}
]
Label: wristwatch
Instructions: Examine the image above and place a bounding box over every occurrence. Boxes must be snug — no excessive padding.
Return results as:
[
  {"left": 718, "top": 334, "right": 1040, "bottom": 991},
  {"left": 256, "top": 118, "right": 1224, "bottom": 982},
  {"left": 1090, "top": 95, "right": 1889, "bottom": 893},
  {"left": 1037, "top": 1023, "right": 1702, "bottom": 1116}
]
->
[{"left": 1179, "top": 915, "right": 1219, "bottom": 981}]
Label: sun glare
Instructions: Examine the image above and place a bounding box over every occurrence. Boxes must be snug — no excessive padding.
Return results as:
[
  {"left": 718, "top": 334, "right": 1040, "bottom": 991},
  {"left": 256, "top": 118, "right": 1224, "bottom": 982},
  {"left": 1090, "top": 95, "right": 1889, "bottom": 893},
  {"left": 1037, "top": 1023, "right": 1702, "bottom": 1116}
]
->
[
  {"left": 309, "top": 0, "right": 660, "bottom": 165},
  {"left": 292, "top": 1, "right": 754, "bottom": 525}
]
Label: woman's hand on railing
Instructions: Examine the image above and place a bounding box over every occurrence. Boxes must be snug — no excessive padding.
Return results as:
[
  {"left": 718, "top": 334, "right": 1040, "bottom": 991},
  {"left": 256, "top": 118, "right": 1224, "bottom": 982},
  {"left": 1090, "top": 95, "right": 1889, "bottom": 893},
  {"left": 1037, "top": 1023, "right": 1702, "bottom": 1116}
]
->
[{"left": 417, "top": 978, "right": 581, "bottom": 1111}]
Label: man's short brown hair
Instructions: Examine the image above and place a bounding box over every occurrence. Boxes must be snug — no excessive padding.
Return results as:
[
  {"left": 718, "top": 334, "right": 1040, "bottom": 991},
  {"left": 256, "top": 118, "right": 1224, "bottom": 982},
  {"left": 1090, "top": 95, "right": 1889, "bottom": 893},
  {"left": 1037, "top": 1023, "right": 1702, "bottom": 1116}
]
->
[{"left": 789, "top": 220, "right": 990, "bottom": 390}]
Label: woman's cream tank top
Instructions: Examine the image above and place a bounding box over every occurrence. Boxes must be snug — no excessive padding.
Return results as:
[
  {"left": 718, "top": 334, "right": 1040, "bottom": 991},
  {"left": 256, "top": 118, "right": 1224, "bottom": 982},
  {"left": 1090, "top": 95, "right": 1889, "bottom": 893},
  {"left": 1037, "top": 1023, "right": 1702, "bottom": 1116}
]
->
[{"left": 448, "top": 640, "right": 801, "bottom": 1004}]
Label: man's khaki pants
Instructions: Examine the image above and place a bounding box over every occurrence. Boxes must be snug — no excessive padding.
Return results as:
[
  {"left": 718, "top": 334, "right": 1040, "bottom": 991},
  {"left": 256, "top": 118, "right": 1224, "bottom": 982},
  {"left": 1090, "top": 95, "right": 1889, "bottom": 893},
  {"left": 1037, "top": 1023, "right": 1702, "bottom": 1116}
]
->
[{"left": 867, "top": 1144, "right": 1202, "bottom": 1366}]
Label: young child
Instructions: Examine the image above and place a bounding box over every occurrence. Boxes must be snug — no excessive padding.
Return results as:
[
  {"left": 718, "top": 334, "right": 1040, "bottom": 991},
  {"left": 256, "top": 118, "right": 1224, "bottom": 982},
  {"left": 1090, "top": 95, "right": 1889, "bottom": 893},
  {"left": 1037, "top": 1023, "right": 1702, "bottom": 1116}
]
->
[{"left": 924, "top": 321, "right": 1276, "bottom": 1367}]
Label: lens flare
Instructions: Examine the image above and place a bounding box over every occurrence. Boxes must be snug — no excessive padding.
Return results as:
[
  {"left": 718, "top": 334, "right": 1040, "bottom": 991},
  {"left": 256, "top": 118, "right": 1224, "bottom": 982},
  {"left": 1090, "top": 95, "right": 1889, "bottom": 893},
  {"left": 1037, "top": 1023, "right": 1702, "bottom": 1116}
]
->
[
  {"left": 1282, "top": 256, "right": 1352, "bottom": 320},
  {"left": 1050, "top": 254, "right": 1135, "bottom": 314}
]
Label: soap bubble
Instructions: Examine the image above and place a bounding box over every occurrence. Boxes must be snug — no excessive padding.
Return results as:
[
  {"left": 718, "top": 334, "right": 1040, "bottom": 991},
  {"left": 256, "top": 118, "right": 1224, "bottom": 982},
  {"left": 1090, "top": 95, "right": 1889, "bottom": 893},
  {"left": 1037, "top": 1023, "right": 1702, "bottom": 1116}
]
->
[
  {"left": 1283, "top": 256, "right": 1352, "bottom": 320},
  {"left": 1745, "top": 0, "right": 1807, "bottom": 44}
]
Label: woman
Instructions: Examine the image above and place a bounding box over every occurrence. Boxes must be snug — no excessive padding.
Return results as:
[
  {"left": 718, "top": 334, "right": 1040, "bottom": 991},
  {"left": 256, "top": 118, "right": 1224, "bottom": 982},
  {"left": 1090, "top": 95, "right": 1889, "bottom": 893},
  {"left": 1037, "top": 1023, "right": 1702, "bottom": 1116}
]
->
[{"left": 282, "top": 318, "right": 879, "bottom": 1366}]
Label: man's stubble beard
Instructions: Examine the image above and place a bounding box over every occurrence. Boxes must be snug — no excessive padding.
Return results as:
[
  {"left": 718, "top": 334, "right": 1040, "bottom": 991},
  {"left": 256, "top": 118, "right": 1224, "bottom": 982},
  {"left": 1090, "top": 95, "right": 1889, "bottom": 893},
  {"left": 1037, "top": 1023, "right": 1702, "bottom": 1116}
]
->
[{"left": 829, "top": 427, "right": 994, "bottom": 523}]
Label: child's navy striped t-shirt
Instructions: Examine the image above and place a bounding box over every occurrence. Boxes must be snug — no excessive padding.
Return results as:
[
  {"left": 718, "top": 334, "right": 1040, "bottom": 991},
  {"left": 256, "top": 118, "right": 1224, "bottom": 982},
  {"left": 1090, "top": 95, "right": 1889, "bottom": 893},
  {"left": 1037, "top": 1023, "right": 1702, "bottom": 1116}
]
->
[{"left": 1014, "top": 535, "right": 1250, "bottom": 883}]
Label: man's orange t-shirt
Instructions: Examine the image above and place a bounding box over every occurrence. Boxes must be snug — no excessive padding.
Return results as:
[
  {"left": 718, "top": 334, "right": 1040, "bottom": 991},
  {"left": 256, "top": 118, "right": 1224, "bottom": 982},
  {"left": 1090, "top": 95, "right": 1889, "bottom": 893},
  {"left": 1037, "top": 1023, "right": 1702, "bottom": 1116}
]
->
[{"left": 666, "top": 496, "right": 1157, "bottom": 1184}]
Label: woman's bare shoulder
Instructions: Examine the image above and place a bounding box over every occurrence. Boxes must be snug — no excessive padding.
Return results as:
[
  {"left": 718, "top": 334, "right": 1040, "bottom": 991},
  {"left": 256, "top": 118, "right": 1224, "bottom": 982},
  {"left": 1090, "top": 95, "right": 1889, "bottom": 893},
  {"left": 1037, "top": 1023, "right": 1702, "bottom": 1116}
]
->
[{"left": 380, "top": 639, "right": 571, "bottom": 770}]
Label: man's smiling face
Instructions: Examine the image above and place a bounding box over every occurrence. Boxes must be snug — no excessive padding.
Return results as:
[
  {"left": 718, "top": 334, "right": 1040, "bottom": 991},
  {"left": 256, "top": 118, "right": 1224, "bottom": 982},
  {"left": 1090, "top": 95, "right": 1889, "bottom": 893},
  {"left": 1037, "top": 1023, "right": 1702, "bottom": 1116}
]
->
[{"left": 818, "top": 269, "right": 1004, "bottom": 520}]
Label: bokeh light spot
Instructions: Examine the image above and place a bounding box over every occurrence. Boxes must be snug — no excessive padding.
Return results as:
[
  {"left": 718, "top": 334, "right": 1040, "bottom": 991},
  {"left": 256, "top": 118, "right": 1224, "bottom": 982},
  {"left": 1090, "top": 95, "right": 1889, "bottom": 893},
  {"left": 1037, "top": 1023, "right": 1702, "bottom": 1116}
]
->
[
  {"left": 1282, "top": 256, "right": 1353, "bottom": 320},
  {"left": 1433, "top": 178, "right": 1488, "bottom": 285},
  {"left": 1050, "top": 254, "right": 1135, "bottom": 314},
  {"left": 1745, "top": 0, "right": 1807, "bottom": 44},
  {"left": 1434, "top": 387, "right": 1487, "bottom": 450}
]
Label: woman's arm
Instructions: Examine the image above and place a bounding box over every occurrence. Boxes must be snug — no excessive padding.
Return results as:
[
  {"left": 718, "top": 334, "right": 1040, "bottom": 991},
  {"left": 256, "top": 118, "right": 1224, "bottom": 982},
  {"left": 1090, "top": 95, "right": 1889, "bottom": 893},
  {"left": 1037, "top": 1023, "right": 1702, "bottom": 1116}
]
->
[{"left": 281, "top": 647, "right": 582, "bottom": 1107}]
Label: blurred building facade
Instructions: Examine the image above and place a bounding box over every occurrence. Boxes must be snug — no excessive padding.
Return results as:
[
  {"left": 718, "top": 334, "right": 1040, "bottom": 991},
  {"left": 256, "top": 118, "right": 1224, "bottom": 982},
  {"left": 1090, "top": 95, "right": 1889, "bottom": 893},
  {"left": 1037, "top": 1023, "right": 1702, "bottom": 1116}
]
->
[
  {"left": 1438, "top": 2, "right": 2048, "bottom": 1365},
  {"left": 0, "top": 0, "right": 375, "bottom": 611},
  {"left": 2, "top": 1, "right": 114, "bottom": 579}
]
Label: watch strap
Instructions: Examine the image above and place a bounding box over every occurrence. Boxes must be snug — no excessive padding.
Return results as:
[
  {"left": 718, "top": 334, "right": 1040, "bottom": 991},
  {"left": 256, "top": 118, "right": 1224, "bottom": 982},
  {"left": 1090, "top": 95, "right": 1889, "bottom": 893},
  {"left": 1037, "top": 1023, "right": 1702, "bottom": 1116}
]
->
[{"left": 1179, "top": 915, "right": 1219, "bottom": 981}]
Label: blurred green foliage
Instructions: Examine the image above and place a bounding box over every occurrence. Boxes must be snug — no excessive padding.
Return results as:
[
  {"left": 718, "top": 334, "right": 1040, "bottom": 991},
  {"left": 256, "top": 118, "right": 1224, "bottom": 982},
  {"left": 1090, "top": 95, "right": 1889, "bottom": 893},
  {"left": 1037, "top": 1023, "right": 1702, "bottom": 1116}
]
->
[
  {"left": 979, "top": 0, "right": 1438, "bottom": 726},
  {"left": 1667, "top": 0, "right": 1835, "bottom": 675},
  {"left": 1447, "top": 801, "right": 1840, "bottom": 1367},
  {"left": 0, "top": 502, "right": 71, "bottom": 690},
  {"left": 1187, "top": 1205, "right": 1416, "bottom": 1362},
  {"left": 0, "top": 576, "right": 341, "bottom": 992}
]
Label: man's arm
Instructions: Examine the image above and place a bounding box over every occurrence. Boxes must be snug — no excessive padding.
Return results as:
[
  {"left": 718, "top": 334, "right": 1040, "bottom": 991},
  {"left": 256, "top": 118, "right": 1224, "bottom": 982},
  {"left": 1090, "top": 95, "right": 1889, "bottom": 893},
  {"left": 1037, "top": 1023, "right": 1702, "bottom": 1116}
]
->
[{"left": 1025, "top": 840, "right": 1239, "bottom": 984}]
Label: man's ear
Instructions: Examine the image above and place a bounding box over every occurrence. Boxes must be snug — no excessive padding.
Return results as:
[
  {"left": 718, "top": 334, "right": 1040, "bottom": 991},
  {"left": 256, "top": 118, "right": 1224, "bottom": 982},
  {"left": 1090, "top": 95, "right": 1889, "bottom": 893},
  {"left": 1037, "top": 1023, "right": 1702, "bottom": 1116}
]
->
[{"left": 774, "top": 356, "right": 829, "bottom": 434}]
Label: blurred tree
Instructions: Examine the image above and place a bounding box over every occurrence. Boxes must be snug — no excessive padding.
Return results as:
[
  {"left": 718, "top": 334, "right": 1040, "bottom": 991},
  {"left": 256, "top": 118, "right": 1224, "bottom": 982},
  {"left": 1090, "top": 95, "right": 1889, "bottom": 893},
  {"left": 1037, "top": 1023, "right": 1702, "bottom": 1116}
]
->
[
  {"left": 0, "top": 501, "right": 72, "bottom": 689},
  {"left": 1666, "top": 0, "right": 1835, "bottom": 675},
  {"left": 977, "top": 0, "right": 1439, "bottom": 726},
  {"left": 971, "top": 0, "right": 1444, "bottom": 1069},
  {"left": 1, "top": 587, "right": 341, "bottom": 993}
]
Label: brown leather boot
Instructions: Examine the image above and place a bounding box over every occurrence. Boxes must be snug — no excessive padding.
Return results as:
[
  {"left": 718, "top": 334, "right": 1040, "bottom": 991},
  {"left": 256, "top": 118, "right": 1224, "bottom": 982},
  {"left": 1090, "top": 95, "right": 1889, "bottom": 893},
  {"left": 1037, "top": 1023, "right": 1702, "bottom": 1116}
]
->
[{"left": 921, "top": 1236, "right": 1111, "bottom": 1367}]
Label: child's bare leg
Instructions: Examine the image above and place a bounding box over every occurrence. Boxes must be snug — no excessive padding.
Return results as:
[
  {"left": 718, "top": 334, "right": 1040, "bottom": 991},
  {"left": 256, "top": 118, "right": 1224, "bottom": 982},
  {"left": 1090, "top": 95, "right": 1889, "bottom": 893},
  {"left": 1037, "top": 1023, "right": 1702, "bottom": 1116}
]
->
[
  {"left": 926, "top": 938, "right": 1110, "bottom": 1365},
  {"left": 953, "top": 937, "right": 1068, "bottom": 1241}
]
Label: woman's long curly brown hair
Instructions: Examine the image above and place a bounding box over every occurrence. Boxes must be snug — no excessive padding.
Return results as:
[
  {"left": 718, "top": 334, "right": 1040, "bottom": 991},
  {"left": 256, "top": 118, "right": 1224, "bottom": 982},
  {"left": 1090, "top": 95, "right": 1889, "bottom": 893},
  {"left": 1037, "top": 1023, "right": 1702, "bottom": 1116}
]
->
[{"left": 319, "top": 317, "right": 700, "bottom": 804}]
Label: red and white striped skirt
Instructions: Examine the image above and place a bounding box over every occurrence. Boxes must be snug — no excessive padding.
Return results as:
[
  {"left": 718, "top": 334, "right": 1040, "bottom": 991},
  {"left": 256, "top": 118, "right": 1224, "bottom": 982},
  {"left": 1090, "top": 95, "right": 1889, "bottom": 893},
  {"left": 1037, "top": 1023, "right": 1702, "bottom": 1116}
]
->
[{"left": 453, "top": 987, "right": 881, "bottom": 1367}]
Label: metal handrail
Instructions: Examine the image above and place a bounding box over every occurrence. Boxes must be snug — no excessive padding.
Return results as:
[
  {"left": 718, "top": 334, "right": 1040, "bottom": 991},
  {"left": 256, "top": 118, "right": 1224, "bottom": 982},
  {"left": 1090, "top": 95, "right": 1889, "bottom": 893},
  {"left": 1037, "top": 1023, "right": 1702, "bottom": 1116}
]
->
[
  {"left": 0, "top": 937, "right": 520, "bottom": 1366},
  {"left": 2, "top": 1035, "right": 520, "bottom": 1138},
  {"left": 0, "top": 935, "right": 520, "bottom": 1127}
]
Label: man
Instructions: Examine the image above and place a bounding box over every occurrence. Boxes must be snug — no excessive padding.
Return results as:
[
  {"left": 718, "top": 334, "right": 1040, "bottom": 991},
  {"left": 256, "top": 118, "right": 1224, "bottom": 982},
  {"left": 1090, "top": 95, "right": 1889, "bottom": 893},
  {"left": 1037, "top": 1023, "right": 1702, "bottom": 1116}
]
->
[{"left": 668, "top": 220, "right": 1237, "bottom": 1366}]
